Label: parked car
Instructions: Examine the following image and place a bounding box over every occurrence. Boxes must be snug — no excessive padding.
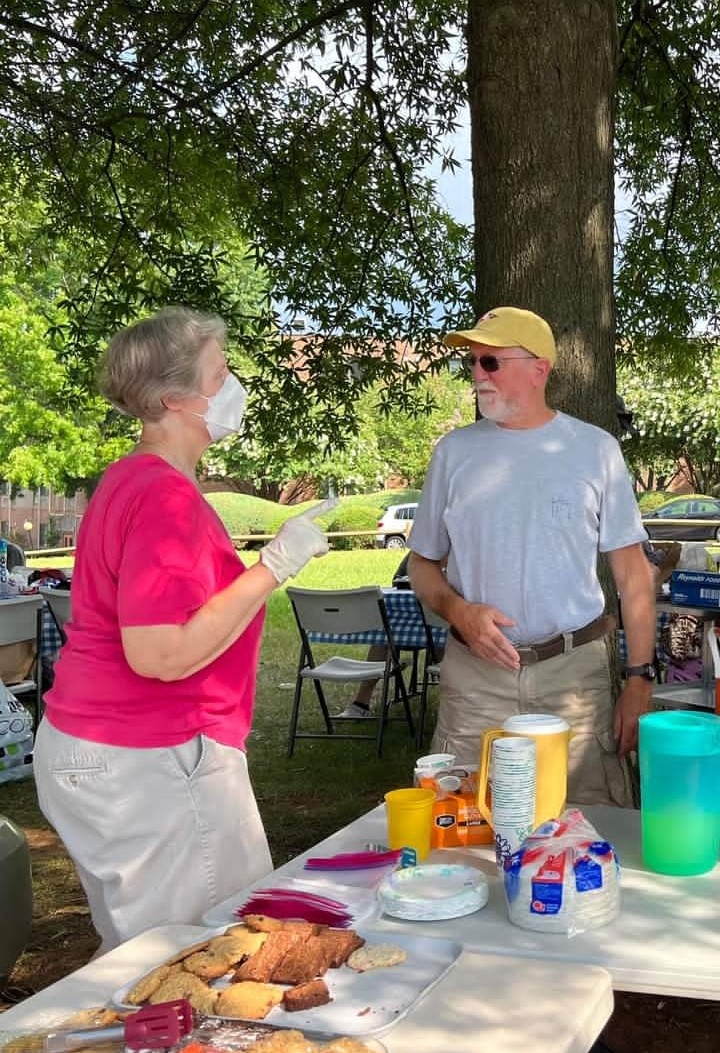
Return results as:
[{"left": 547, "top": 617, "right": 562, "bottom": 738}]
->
[
  {"left": 642, "top": 495, "right": 720, "bottom": 540},
  {"left": 375, "top": 502, "right": 417, "bottom": 549}
]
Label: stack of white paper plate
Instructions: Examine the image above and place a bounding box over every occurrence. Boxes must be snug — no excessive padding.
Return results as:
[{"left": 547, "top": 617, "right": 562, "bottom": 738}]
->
[{"left": 377, "top": 863, "right": 489, "bottom": 921}]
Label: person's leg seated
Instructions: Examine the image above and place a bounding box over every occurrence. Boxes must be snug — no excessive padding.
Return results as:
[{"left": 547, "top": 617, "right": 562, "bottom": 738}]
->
[{"left": 336, "top": 644, "right": 387, "bottom": 718}]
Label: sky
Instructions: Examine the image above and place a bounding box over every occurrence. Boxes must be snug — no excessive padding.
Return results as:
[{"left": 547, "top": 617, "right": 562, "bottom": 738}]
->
[{"left": 428, "top": 108, "right": 634, "bottom": 238}]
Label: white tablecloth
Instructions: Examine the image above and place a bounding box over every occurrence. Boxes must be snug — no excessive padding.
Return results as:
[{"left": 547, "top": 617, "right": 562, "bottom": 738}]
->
[
  {"left": 0, "top": 924, "right": 612, "bottom": 1053},
  {"left": 238, "top": 803, "right": 719, "bottom": 1000}
]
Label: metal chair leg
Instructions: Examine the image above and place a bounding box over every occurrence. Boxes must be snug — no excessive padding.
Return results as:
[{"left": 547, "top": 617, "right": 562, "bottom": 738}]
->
[
  {"left": 287, "top": 677, "right": 304, "bottom": 758},
  {"left": 416, "top": 675, "right": 428, "bottom": 749}
]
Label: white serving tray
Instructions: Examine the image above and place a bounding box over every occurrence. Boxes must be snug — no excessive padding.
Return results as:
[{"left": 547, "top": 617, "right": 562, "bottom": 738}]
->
[
  {"left": 201, "top": 877, "right": 380, "bottom": 929},
  {"left": 111, "top": 926, "right": 461, "bottom": 1037}
]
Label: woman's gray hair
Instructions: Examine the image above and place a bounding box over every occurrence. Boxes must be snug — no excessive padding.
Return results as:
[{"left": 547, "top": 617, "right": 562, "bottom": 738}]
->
[{"left": 98, "top": 306, "right": 227, "bottom": 421}]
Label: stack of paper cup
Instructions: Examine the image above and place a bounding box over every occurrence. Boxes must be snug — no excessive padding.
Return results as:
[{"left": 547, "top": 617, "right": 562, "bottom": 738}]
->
[{"left": 491, "top": 736, "right": 537, "bottom": 869}]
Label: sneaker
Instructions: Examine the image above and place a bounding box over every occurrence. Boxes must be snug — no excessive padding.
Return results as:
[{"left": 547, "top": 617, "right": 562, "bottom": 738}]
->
[{"left": 335, "top": 702, "right": 373, "bottom": 719}]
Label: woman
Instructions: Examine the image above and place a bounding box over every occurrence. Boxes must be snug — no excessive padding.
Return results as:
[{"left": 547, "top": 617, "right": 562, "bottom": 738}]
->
[{"left": 34, "top": 306, "right": 333, "bottom": 953}]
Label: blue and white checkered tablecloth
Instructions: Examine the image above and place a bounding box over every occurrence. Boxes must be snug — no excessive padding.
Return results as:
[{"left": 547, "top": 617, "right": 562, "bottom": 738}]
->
[
  {"left": 40, "top": 608, "right": 63, "bottom": 656},
  {"left": 308, "top": 588, "right": 447, "bottom": 651}
]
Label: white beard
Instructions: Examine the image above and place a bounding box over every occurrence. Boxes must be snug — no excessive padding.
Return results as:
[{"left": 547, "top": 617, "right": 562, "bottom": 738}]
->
[{"left": 475, "top": 389, "right": 518, "bottom": 423}]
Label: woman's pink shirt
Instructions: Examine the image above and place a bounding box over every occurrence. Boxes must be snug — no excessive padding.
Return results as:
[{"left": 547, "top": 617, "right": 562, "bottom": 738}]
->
[{"left": 44, "top": 454, "right": 265, "bottom": 750}]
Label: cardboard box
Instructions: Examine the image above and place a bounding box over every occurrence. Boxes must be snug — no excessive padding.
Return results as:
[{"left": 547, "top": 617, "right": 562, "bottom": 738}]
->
[
  {"left": 705, "top": 546, "right": 720, "bottom": 573},
  {"left": 669, "top": 570, "right": 720, "bottom": 609},
  {"left": 416, "top": 769, "right": 493, "bottom": 848}
]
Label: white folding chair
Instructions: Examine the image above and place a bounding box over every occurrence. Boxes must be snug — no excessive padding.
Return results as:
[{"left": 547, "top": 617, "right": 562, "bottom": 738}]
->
[
  {"left": 285, "top": 586, "right": 414, "bottom": 757},
  {"left": 0, "top": 595, "right": 44, "bottom": 727},
  {"left": 416, "top": 601, "right": 448, "bottom": 749},
  {"left": 38, "top": 586, "right": 72, "bottom": 645}
]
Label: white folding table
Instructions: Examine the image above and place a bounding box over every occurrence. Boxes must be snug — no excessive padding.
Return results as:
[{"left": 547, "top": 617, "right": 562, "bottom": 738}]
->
[
  {"left": 0, "top": 924, "right": 612, "bottom": 1053},
  {"left": 231, "top": 802, "right": 719, "bottom": 1000}
]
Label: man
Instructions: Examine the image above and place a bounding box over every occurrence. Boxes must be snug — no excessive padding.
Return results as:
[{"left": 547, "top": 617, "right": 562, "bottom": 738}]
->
[{"left": 408, "top": 307, "right": 656, "bottom": 807}]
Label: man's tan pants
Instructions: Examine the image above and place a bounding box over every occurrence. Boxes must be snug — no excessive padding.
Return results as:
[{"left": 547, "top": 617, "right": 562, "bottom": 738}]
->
[{"left": 430, "top": 635, "right": 633, "bottom": 808}]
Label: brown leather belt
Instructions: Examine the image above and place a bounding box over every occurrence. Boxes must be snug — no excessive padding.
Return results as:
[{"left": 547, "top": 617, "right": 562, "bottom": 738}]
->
[{"left": 449, "top": 614, "right": 616, "bottom": 665}]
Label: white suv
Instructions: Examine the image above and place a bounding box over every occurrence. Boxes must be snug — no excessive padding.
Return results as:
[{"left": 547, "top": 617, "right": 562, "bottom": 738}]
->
[{"left": 375, "top": 503, "right": 418, "bottom": 549}]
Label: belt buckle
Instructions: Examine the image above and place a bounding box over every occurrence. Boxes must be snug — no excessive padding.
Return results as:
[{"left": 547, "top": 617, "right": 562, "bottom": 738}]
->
[{"left": 517, "top": 646, "right": 539, "bottom": 666}]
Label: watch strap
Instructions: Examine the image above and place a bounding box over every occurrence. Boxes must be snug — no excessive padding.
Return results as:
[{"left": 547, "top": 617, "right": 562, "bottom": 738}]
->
[{"left": 623, "top": 663, "right": 656, "bottom": 681}]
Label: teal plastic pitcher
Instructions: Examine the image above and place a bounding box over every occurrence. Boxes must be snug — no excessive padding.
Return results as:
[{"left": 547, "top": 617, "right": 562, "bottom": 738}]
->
[{"left": 639, "top": 711, "right": 720, "bottom": 876}]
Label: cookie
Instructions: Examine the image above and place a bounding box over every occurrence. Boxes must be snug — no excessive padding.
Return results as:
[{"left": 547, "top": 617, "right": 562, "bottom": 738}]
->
[
  {"left": 345, "top": 943, "right": 407, "bottom": 972},
  {"left": 148, "top": 971, "right": 218, "bottom": 1014},
  {"left": 323, "top": 1041, "right": 378, "bottom": 1053},
  {"left": 323, "top": 1040, "right": 378, "bottom": 1053},
  {"left": 183, "top": 947, "right": 237, "bottom": 981},
  {"left": 216, "top": 928, "right": 267, "bottom": 959},
  {"left": 61, "top": 1008, "right": 125, "bottom": 1028},
  {"left": 241, "top": 914, "right": 285, "bottom": 933},
  {"left": 240, "top": 916, "right": 320, "bottom": 936},
  {"left": 214, "top": 980, "right": 285, "bottom": 1020},
  {"left": 164, "top": 938, "right": 213, "bottom": 965},
  {"left": 251, "top": 1032, "right": 318, "bottom": 1052},
  {"left": 125, "top": 963, "right": 174, "bottom": 1005}
]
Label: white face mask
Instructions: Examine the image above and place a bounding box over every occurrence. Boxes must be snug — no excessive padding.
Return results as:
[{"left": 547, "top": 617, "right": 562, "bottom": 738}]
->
[{"left": 196, "top": 374, "right": 247, "bottom": 442}]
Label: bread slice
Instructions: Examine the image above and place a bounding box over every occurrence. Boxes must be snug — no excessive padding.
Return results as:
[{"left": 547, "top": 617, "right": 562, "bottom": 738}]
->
[
  {"left": 269, "top": 934, "right": 334, "bottom": 984},
  {"left": 315, "top": 928, "right": 366, "bottom": 968},
  {"left": 233, "top": 930, "right": 303, "bottom": 983},
  {"left": 282, "top": 978, "right": 332, "bottom": 1012}
]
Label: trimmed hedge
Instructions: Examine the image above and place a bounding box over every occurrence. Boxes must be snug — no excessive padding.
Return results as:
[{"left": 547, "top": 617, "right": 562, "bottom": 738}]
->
[
  {"left": 205, "top": 488, "right": 426, "bottom": 554},
  {"left": 325, "top": 505, "right": 381, "bottom": 550}
]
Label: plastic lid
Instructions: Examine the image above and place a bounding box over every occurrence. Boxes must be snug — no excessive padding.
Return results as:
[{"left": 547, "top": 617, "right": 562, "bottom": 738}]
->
[
  {"left": 639, "top": 710, "right": 720, "bottom": 756},
  {"left": 503, "top": 714, "right": 569, "bottom": 735}
]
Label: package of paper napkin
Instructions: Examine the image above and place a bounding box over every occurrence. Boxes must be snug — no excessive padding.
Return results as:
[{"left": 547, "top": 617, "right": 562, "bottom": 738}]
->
[{"left": 502, "top": 808, "right": 620, "bottom": 936}]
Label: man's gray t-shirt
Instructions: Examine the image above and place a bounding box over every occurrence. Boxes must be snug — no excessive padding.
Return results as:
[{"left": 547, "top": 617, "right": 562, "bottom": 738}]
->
[{"left": 409, "top": 412, "right": 647, "bottom": 644}]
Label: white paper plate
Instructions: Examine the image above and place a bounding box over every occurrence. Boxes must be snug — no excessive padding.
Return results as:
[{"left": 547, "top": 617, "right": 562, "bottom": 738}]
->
[
  {"left": 111, "top": 927, "right": 461, "bottom": 1037},
  {"left": 377, "top": 864, "right": 489, "bottom": 921}
]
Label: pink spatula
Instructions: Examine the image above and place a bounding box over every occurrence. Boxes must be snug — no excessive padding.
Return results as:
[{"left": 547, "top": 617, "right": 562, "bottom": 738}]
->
[{"left": 45, "top": 1000, "right": 193, "bottom": 1052}]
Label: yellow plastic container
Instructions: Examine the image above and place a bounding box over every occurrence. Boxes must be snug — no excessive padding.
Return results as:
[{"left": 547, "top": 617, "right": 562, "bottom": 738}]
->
[
  {"left": 384, "top": 788, "right": 436, "bottom": 863},
  {"left": 477, "top": 714, "right": 572, "bottom": 829}
]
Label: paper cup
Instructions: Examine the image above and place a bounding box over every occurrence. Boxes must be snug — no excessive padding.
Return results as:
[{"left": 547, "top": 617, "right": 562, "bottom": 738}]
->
[
  {"left": 384, "top": 788, "right": 436, "bottom": 863},
  {"left": 415, "top": 752, "right": 455, "bottom": 772},
  {"left": 490, "top": 737, "right": 536, "bottom": 869}
]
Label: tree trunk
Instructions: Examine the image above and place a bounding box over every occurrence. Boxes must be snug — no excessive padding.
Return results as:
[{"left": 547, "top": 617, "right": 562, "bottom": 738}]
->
[{"left": 467, "top": 0, "right": 618, "bottom": 430}]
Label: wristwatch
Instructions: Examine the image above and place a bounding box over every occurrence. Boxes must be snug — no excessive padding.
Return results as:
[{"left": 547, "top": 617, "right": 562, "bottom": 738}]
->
[{"left": 623, "top": 663, "right": 657, "bottom": 682}]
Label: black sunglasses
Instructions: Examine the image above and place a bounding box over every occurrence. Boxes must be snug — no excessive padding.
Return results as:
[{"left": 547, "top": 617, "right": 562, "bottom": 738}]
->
[{"left": 463, "top": 352, "right": 536, "bottom": 372}]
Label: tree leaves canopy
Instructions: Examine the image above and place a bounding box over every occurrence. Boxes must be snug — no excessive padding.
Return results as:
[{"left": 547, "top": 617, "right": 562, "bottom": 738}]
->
[
  {"left": 0, "top": 1, "right": 474, "bottom": 469},
  {"left": 616, "top": 1, "right": 720, "bottom": 362},
  {"left": 2, "top": 3, "right": 720, "bottom": 489}
]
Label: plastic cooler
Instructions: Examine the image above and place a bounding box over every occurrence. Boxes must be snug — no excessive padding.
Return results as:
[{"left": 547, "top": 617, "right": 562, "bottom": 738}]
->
[{"left": 0, "top": 814, "right": 33, "bottom": 984}]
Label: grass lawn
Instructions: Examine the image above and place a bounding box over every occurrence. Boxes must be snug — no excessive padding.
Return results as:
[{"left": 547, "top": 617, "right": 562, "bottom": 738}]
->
[{"left": 0, "top": 548, "right": 436, "bottom": 999}]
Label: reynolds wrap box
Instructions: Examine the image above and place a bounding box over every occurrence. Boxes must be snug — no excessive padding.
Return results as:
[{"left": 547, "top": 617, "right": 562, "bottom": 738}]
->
[
  {"left": 416, "top": 767, "right": 493, "bottom": 848},
  {"left": 670, "top": 570, "right": 720, "bottom": 609}
]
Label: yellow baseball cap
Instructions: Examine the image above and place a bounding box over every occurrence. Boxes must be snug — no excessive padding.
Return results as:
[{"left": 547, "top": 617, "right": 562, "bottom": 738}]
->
[{"left": 443, "top": 306, "right": 556, "bottom": 365}]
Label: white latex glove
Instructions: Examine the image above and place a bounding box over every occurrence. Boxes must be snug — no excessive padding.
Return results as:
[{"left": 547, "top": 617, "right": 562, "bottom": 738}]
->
[{"left": 260, "top": 498, "right": 338, "bottom": 584}]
